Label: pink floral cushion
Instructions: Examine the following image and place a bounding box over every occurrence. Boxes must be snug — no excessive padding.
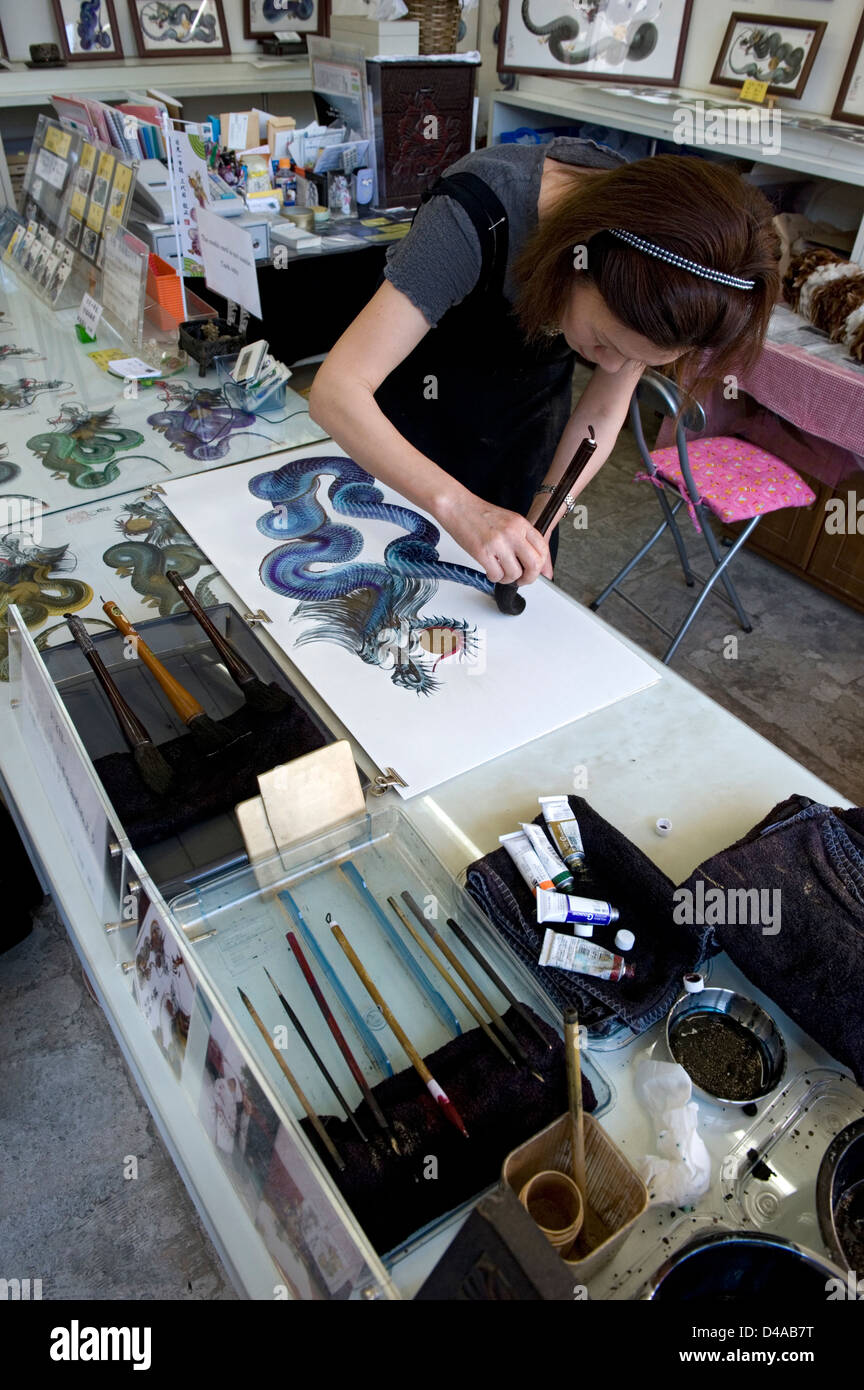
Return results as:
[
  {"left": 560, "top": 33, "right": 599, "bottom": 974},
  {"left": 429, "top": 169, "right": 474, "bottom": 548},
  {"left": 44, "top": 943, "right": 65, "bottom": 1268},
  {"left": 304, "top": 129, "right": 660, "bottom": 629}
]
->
[{"left": 647, "top": 436, "right": 816, "bottom": 524}]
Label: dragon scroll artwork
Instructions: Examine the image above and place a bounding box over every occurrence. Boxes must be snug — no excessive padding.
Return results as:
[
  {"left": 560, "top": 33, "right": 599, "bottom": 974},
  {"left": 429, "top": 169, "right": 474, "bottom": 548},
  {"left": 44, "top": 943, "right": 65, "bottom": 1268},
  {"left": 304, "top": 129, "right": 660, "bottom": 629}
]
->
[
  {"left": 163, "top": 446, "right": 658, "bottom": 797},
  {"left": 251, "top": 455, "right": 493, "bottom": 696},
  {"left": 501, "top": 0, "right": 691, "bottom": 83}
]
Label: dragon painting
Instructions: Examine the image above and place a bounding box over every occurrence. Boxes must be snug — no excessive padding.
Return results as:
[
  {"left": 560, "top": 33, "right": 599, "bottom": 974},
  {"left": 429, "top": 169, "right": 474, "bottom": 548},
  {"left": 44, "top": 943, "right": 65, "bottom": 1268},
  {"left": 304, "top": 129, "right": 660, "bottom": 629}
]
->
[{"left": 251, "top": 455, "right": 493, "bottom": 695}]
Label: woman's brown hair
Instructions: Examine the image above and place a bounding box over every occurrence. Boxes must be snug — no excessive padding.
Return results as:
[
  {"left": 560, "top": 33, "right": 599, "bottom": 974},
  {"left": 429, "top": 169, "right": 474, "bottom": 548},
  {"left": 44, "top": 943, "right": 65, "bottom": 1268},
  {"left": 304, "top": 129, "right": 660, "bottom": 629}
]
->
[{"left": 515, "top": 154, "right": 780, "bottom": 397}]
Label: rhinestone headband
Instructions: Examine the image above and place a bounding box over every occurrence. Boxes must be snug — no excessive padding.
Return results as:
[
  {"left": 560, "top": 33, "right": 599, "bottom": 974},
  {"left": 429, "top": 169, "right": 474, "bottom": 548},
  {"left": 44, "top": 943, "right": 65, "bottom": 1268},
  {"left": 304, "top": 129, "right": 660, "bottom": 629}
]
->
[{"left": 609, "top": 229, "right": 756, "bottom": 290}]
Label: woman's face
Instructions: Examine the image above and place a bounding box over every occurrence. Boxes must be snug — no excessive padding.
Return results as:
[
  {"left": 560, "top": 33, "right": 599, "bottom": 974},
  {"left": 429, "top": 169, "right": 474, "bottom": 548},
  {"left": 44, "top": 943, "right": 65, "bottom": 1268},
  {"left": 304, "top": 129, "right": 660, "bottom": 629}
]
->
[{"left": 560, "top": 280, "right": 687, "bottom": 373}]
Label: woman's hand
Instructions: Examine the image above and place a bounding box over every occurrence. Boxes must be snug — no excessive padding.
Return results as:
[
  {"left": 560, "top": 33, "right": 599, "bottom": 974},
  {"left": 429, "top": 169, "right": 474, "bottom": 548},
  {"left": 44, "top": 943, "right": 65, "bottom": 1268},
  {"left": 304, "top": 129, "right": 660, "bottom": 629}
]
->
[{"left": 439, "top": 491, "right": 549, "bottom": 584}]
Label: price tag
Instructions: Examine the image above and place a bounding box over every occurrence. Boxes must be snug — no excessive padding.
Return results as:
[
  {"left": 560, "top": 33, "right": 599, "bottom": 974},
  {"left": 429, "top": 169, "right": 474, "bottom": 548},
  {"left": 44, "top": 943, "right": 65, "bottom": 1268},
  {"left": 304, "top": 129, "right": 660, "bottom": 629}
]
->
[
  {"left": 77, "top": 292, "right": 103, "bottom": 337},
  {"left": 739, "top": 78, "right": 769, "bottom": 103},
  {"left": 107, "top": 357, "right": 162, "bottom": 379}
]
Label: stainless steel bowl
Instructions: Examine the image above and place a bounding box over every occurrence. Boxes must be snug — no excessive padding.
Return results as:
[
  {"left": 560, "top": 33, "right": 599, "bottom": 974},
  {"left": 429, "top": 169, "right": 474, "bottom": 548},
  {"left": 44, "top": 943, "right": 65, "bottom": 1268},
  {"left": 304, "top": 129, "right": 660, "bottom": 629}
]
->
[
  {"left": 665, "top": 987, "right": 786, "bottom": 1106},
  {"left": 644, "top": 1230, "right": 847, "bottom": 1300},
  {"left": 816, "top": 1117, "right": 864, "bottom": 1273}
]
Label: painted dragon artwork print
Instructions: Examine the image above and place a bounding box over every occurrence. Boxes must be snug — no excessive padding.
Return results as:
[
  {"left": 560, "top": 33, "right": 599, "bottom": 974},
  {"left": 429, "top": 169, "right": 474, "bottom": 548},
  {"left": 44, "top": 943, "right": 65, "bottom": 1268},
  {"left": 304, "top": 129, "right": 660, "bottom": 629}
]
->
[
  {"left": 27, "top": 403, "right": 165, "bottom": 490},
  {"left": 102, "top": 496, "right": 217, "bottom": 615},
  {"left": 0, "top": 532, "right": 92, "bottom": 679},
  {"left": 250, "top": 455, "right": 494, "bottom": 695}
]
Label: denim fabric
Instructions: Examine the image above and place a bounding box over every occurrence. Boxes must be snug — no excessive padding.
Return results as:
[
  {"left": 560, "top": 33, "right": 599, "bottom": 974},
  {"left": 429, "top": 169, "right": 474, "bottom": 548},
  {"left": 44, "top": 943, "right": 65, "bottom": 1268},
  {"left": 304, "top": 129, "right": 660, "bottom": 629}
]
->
[
  {"left": 465, "top": 796, "right": 709, "bottom": 1034},
  {"left": 679, "top": 794, "right": 864, "bottom": 1082}
]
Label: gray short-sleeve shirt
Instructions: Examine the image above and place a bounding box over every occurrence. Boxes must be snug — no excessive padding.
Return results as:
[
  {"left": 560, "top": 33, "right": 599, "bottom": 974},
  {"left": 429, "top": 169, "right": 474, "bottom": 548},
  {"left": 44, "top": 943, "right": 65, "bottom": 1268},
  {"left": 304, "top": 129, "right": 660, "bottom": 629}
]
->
[{"left": 383, "top": 137, "right": 625, "bottom": 325}]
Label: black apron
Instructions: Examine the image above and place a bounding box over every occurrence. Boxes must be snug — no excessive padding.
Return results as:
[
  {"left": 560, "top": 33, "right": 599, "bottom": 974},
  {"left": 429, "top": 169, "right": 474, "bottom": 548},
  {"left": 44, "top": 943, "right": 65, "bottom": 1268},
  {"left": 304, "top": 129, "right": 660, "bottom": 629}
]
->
[{"left": 374, "top": 172, "right": 576, "bottom": 524}]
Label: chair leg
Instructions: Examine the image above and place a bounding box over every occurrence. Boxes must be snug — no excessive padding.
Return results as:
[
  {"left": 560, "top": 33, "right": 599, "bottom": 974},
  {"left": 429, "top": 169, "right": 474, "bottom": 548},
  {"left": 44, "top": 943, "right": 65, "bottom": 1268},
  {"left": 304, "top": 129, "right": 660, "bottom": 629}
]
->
[
  {"left": 698, "top": 510, "right": 759, "bottom": 633},
  {"left": 589, "top": 511, "right": 672, "bottom": 611},
  {"left": 662, "top": 517, "right": 762, "bottom": 662},
  {"left": 656, "top": 489, "right": 696, "bottom": 587}
]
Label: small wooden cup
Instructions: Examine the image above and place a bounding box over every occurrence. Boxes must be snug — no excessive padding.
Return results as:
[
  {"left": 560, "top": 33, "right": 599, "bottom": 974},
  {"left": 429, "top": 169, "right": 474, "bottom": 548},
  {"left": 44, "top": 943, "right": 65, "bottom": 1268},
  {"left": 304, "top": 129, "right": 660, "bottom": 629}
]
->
[{"left": 519, "top": 1170, "right": 584, "bottom": 1252}]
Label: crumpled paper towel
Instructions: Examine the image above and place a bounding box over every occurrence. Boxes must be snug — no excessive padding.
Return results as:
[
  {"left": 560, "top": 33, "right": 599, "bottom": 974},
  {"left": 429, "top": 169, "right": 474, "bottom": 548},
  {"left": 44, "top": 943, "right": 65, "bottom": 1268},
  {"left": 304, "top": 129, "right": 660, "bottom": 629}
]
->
[{"left": 634, "top": 1059, "right": 711, "bottom": 1206}]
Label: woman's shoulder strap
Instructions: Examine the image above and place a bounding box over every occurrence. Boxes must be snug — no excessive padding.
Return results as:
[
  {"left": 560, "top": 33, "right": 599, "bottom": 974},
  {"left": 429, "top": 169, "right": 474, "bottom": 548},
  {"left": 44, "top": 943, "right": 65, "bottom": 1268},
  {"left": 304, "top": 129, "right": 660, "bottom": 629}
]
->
[{"left": 417, "top": 171, "right": 509, "bottom": 297}]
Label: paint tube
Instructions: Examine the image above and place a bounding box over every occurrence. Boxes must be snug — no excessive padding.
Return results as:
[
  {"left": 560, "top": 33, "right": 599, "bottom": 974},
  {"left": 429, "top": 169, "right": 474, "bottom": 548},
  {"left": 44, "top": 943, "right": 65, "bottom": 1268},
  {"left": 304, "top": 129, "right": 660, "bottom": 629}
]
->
[
  {"left": 536, "top": 886, "right": 619, "bottom": 927},
  {"left": 499, "top": 831, "right": 553, "bottom": 894},
  {"left": 539, "top": 929, "right": 634, "bottom": 981},
  {"left": 520, "top": 822, "right": 574, "bottom": 892},
  {"left": 538, "top": 797, "right": 587, "bottom": 879}
]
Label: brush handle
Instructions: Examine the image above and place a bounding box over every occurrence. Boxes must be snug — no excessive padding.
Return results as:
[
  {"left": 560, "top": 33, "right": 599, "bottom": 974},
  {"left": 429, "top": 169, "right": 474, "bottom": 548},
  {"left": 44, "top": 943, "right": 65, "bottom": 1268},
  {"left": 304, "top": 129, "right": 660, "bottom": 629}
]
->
[
  {"left": 64, "top": 614, "right": 153, "bottom": 752},
  {"left": 564, "top": 1008, "right": 587, "bottom": 1199},
  {"left": 165, "top": 569, "right": 256, "bottom": 687},
  {"left": 493, "top": 428, "right": 597, "bottom": 616},
  {"left": 102, "top": 601, "right": 205, "bottom": 724}
]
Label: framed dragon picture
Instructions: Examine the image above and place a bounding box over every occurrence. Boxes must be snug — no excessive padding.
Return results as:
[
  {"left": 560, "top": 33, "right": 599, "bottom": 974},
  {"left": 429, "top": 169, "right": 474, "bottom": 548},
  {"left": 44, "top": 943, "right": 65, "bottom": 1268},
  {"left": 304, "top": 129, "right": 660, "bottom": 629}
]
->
[
  {"left": 711, "top": 15, "right": 827, "bottom": 100},
  {"left": 128, "top": 0, "right": 231, "bottom": 58},
  {"left": 243, "top": 0, "right": 330, "bottom": 42},
  {"left": 498, "top": 0, "right": 693, "bottom": 87},
  {"left": 832, "top": 10, "right": 864, "bottom": 126},
  {"left": 52, "top": 1, "right": 125, "bottom": 61}
]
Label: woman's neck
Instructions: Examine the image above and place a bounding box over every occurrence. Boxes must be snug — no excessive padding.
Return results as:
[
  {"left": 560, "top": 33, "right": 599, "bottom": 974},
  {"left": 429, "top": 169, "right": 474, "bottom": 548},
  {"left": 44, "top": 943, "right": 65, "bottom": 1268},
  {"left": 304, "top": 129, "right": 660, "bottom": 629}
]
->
[{"left": 538, "top": 158, "right": 602, "bottom": 221}]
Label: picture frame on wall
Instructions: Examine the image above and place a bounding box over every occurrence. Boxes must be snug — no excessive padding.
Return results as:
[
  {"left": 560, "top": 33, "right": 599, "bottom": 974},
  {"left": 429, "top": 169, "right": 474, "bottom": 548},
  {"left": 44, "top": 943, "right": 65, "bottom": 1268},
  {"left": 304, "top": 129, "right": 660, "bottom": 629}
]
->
[
  {"left": 52, "top": 0, "right": 124, "bottom": 61},
  {"left": 243, "top": 0, "right": 330, "bottom": 42},
  {"left": 497, "top": 0, "right": 693, "bottom": 87},
  {"left": 711, "top": 14, "right": 827, "bottom": 100},
  {"left": 832, "top": 11, "right": 864, "bottom": 126},
  {"left": 128, "top": 0, "right": 231, "bottom": 58}
]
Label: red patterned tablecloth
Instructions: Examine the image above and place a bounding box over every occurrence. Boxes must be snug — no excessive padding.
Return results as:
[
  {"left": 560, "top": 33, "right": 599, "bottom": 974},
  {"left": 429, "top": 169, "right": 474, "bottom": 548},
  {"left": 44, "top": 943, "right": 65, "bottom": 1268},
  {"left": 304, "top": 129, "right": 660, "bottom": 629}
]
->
[{"left": 656, "top": 341, "right": 864, "bottom": 489}]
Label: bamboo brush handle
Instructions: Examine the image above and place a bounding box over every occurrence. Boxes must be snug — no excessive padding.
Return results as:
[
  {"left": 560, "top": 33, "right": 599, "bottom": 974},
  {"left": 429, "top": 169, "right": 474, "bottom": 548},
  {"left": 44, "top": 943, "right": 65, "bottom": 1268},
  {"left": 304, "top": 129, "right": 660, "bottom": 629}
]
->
[
  {"left": 331, "top": 924, "right": 431, "bottom": 1085},
  {"left": 564, "top": 1009, "right": 587, "bottom": 1199},
  {"left": 165, "top": 569, "right": 254, "bottom": 684},
  {"left": 64, "top": 614, "right": 152, "bottom": 751},
  {"left": 102, "top": 601, "right": 205, "bottom": 723}
]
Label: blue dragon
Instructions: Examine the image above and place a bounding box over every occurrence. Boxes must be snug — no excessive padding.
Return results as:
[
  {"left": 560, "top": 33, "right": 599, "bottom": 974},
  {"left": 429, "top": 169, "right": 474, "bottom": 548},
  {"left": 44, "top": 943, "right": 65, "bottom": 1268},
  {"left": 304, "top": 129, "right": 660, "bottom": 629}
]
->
[{"left": 250, "top": 456, "right": 494, "bottom": 695}]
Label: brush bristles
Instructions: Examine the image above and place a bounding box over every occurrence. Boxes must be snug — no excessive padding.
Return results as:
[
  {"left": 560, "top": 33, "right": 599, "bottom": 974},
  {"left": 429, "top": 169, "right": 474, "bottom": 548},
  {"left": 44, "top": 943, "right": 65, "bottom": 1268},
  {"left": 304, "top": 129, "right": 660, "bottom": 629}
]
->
[
  {"left": 134, "top": 742, "right": 174, "bottom": 796},
  {"left": 241, "top": 678, "right": 291, "bottom": 713},
  {"left": 188, "top": 713, "right": 235, "bottom": 750}
]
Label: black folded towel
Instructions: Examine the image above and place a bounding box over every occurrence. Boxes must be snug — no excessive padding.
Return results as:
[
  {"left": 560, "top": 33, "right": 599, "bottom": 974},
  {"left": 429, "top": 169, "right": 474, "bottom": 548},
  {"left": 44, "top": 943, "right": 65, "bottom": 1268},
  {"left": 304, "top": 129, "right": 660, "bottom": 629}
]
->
[
  {"left": 465, "top": 796, "right": 709, "bottom": 1035},
  {"left": 678, "top": 793, "right": 864, "bottom": 1083}
]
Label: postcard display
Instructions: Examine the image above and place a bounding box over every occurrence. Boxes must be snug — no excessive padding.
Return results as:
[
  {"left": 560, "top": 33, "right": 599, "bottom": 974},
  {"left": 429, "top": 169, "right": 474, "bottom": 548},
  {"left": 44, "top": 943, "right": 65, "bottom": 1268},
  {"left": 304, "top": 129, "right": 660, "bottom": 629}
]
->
[{"left": 4, "top": 116, "right": 137, "bottom": 312}]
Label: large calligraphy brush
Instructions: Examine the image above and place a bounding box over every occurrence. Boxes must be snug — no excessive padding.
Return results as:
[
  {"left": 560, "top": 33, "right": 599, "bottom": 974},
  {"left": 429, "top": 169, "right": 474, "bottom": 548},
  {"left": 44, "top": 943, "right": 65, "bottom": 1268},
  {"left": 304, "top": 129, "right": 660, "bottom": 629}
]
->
[
  {"left": 165, "top": 569, "right": 290, "bottom": 714},
  {"left": 237, "top": 986, "right": 344, "bottom": 1170},
  {"left": 285, "top": 930, "right": 399, "bottom": 1154},
  {"left": 401, "top": 891, "right": 543, "bottom": 1081},
  {"left": 331, "top": 922, "right": 469, "bottom": 1140},
  {"left": 263, "top": 967, "right": 368, "bottom": 1144},
  {"left": 494, "top": 426, "right": 597, "bottom": 615},
  {"left": 64, "top": 613, "right": 173, "bottom": 796},
  {"left": 102, "top": 599, "right": 234, "bottom": 750}
]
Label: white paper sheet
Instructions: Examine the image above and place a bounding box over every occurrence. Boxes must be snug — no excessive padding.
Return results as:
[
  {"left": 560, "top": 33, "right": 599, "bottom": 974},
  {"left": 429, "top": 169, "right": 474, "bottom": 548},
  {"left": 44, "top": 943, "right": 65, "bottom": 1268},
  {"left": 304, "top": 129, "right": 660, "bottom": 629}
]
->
[{"left": 164, "top": 444, "right": 659, "bottom": 797}]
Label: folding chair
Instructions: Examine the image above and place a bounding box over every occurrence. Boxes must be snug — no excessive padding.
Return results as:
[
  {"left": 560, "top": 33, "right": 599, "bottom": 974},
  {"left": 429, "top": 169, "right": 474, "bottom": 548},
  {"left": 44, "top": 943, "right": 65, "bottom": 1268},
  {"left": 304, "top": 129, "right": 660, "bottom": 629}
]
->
[{"left": 589, "top": 369, "right": 816, "bottom": 663}]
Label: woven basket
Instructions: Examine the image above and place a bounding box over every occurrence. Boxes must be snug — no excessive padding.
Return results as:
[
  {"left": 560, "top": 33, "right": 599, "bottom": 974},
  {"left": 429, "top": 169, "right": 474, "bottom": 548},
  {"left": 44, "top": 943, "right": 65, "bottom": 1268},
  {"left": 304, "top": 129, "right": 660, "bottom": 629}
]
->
[
  {"left": 502, "top": 1111, "right": 648, "bottom": 1282},
  {"left": 404, "top": 0, "right": 460, "bottom": 54}
]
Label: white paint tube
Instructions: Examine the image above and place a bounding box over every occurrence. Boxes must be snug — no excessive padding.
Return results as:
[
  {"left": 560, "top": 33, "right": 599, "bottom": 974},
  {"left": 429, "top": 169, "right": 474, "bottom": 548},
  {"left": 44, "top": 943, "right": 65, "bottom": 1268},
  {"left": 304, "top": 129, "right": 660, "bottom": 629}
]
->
[
  {"left": 538, "top": 797, "right": 587, "bottom": 878},
  {"left": 536, "top": 886, "right": 619, "bottom": 926},
  {"left": 499, "top": 830, "right": 553, "bottom": 894},
  {"left": 520, "top": 821, "right": 574, "bottom": 892},
  {"left": 539, "top": 929, "right": 634, "bottom": 981}
]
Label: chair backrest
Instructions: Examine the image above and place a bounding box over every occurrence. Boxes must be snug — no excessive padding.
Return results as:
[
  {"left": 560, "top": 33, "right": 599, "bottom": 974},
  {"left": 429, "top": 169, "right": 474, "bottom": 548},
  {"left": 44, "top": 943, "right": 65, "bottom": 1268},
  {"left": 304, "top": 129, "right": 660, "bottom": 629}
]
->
[
  {"left": 634, "top": 368, "right": 706, "bottom": 430},
  {"left": 629, "top": 369, "right": 706, "bottom": 503}
]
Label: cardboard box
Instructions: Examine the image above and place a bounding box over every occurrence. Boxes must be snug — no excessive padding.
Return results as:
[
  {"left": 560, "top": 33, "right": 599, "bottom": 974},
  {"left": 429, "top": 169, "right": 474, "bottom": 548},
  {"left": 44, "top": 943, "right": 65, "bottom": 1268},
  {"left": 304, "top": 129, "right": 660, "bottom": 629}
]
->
[
  {"left": 267, "top": 115, "right": 297, "bottom": 162},
  {"left": 220, "top": 111, "right": 260, "bottom": 151}
]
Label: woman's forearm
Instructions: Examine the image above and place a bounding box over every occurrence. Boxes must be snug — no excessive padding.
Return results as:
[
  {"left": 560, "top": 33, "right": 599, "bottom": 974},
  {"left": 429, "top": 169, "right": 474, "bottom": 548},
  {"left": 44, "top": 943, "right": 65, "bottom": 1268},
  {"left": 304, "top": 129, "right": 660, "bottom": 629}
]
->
[{"left": 309, "top": 367, "right": 470, "bottom": 528}]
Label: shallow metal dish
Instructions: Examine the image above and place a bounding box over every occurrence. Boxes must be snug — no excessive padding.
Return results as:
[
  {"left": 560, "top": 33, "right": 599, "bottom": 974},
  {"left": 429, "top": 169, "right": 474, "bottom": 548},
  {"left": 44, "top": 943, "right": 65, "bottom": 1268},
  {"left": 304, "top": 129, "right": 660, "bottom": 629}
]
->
[
  {"left": 666, "top": 986, "right": 786, "bottom": 1106},
  {"left": 644, "top": 1229, "right": 845, "bottom": 1300},
  {"left": 816, "top": 1117, "right": 864, "bottom": 1273}
]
